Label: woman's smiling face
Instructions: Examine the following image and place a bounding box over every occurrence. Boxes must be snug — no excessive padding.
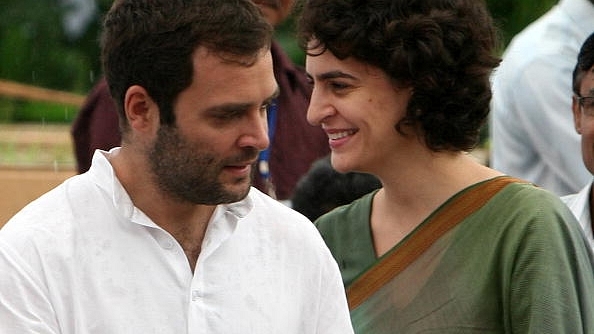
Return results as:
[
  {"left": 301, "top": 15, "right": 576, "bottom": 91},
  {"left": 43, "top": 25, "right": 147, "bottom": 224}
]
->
[{"left": 305, "top": 45, "right": 414, "bottom": 175}]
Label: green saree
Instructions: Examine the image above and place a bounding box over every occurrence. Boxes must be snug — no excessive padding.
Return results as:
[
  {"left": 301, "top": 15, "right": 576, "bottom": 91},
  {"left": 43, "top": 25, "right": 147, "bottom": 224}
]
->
[{"left": 315, "top": 177, "right": 594, "bottom": 333}]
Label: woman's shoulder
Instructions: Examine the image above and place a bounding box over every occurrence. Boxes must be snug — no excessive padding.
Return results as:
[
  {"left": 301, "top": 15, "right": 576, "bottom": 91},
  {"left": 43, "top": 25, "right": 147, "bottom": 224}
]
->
[
  {"left": 314, "top": 190, "right": 377, "bottom": 246},
  {"left": 481, "top": 180, "right": 583, "bottom": 242},
  {"left": 496, "top": 181, "right": 569, "bottom": 212},
  {"left": 315, "top": 191, "right": 376, "bottom": 226}
]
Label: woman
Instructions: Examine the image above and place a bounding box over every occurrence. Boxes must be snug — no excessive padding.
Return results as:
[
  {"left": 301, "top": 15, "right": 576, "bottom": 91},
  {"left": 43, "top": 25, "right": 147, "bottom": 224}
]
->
[{"left": 298, "top": 0, "right": 594, "bottom": 332}]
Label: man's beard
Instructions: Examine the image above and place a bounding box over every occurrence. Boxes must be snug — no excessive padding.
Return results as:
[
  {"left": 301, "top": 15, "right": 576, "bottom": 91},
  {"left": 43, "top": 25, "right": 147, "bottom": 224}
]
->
[{"left": 148, "top": 125, "right": 258, "bottom": 205}]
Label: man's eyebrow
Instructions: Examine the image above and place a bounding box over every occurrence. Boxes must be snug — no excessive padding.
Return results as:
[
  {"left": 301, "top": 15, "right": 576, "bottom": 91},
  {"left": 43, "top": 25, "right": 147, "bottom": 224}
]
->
[
  {"left": 205, "top": 87, "right": 280, "bottom": 113},
  {"left": 205, "top": 102, "right": 251, "bottom": 114},
  {"left": 265, "top": 87, "right": 280, "bottom": 103}
]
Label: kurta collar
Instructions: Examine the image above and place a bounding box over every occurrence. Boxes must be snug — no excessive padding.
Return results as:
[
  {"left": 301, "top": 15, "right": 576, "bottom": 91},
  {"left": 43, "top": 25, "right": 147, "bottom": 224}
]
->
[{"left": 87, "top": 148, "right": 254, "bottom": 230}]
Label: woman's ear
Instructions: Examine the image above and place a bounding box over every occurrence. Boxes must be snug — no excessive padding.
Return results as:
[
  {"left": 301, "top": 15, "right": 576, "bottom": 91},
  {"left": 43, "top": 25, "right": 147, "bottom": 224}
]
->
[{"left": 124, "top": 85, "right": 159, "bottom": 134}]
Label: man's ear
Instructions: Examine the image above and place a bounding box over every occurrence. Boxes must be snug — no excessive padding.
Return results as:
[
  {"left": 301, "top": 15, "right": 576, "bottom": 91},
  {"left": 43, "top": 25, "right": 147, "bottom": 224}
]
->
[
  {"left": 573, "top": 95, "right": 583, "bottom": 135},
  {"left": 124, "top": 85, "right": 159, "bottom": 133}
]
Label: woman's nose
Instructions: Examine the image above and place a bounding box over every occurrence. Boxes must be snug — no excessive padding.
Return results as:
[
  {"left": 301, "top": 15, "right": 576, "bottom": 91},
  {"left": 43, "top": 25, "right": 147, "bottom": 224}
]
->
[{"left": 307, "top": 88, "right": 335, "bottom": 126}]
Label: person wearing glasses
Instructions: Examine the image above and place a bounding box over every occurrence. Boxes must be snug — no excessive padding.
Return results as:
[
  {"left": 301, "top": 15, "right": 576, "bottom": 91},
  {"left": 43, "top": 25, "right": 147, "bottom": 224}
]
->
[{"left": 562, "top": 32, "right": 594, "bottom": 252}]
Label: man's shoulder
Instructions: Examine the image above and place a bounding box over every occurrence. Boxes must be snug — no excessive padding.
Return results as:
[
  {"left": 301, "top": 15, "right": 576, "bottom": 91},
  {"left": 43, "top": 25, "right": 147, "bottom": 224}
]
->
[
  {"left": 247, "top": 187, "right": 311, "bottom": 220},
  {"left": 244, "top": 187, "right": 336, "bottom": 252}
]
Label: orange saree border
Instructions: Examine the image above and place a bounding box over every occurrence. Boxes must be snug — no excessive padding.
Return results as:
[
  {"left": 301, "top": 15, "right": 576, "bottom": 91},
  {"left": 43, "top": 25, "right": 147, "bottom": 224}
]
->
[{"left": 346, "top": 176, "right": 524, "bottom": 310}]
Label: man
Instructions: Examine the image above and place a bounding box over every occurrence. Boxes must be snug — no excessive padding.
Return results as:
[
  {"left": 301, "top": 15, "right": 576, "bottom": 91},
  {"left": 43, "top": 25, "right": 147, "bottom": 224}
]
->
[
  {"left": 562, "top": 32, "right": 594, "bottom": 252},
  {"left": 71, "top": 0, "right": 329, "bottom": 203},
  {"left": 490, "top": 0, "right": 594, "bottom": 195},
  {"left": 0, "top": 1, "right": 354, "bottom": 333}
]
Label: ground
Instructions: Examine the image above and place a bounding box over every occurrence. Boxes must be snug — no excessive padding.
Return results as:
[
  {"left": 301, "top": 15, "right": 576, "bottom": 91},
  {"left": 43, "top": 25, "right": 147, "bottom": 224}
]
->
[{"left": 0, "top": 123, "right": 75, "bottom": 226}]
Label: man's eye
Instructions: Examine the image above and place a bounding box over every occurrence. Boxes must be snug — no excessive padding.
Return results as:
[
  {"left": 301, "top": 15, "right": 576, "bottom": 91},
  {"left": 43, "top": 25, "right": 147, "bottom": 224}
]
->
[
  {"left": 330, "top": 82, "right": 349, "bottom": 90},
  {"left": 215, "top": 110, "right": 241, "bottom": 120}
]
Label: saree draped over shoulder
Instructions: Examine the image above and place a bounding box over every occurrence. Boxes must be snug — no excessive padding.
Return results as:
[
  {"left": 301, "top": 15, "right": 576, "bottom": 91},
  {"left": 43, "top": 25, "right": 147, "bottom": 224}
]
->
[{"left": 315, "top": 176, "right": 594, "bottom": 334}]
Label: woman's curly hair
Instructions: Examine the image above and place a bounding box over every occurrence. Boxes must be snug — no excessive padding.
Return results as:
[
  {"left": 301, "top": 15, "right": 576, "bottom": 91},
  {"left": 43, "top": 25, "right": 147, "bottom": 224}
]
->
[{"left": 298, "top": 0, "right": 501, "bottom": 152}]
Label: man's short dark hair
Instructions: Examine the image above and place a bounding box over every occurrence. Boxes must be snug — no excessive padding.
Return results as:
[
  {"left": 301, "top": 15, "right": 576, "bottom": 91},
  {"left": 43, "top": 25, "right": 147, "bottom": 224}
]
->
[
  {"left": 101, "top": 0, "right": 273, "bottom": 130},
  {"left": 573, "top": 32, "right": 594, "bottom": 94}
]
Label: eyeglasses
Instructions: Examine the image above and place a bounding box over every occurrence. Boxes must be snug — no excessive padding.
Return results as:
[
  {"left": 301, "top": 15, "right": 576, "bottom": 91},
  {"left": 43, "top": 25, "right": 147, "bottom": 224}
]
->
[{"left": 576, "top": 95, "right": 594, "bottom": 117}]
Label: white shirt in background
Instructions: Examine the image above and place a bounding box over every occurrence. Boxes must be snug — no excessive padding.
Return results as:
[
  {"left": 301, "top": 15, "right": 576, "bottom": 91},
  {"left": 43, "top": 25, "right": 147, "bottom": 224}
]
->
[{"left": 490, "top": 0, "right": 594, "bottom": 196}]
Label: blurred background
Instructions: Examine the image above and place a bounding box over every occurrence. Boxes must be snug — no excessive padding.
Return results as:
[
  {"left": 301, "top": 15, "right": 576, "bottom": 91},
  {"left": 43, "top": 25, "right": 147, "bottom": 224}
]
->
[
  {"left": 0, "top": 0, "right": 558, "bottom": 222},
  {"left": 0, "top": 0, "right": 558, "bottom": 123}
]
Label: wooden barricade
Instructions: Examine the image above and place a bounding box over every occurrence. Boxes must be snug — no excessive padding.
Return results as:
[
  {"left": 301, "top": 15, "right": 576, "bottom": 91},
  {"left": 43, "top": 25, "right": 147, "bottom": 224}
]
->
[{"left": 0, "top": 79, "right": 85, "bottom": 106}]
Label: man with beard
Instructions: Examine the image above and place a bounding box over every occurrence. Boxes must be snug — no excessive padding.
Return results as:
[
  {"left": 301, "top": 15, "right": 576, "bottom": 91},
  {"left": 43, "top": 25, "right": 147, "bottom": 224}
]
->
[
  {"left": 71, "top": 0, "right": 329, "bottom": 204},
  {"left": 0, "top": 1, "right": 354, "bottom": 333}
]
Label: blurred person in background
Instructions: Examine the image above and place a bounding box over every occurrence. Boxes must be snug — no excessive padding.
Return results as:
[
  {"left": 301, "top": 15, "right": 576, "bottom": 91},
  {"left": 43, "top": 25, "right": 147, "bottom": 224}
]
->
[
  {"left": 490, "top": 0, "right": 594, "bottom": 196},
  {"left": 562, "top": 31, "right": 594, "bottom": 252},
  {"left": 292, "top": 155, "right": 381, "bottom": 221}
]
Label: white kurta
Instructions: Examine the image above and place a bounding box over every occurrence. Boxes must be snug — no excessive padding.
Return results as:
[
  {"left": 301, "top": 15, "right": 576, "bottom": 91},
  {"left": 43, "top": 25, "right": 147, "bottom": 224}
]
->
[
  {"left": 0, "top": 149, "right": 353, "bottom": 334},
  {"left": 562, "top": 181, "right": 594, "bottom": 252}
]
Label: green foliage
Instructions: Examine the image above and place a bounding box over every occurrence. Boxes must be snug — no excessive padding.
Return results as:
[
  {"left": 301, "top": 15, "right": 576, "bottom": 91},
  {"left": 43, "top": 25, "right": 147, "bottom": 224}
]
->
[
  {"left": 0, "top": 99, "right": 78, "bottom": 123},
  {"left": 0, "top": 1, "right": 96, "bottom": 93},
  {"left": 486, "top": 0, "right": 558, "bottom": 47},
  {"left": 0, "top": 0, "right": 101, "bottom": 123},
  {"left": 276, "top": 15, "right": 305, "bottom": 66},
  {"left": 15, "top": 101, "right": 78, "bottom": 123}
]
